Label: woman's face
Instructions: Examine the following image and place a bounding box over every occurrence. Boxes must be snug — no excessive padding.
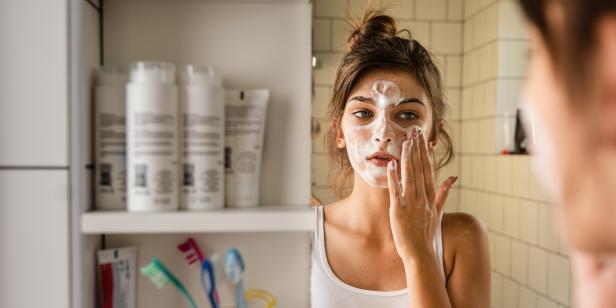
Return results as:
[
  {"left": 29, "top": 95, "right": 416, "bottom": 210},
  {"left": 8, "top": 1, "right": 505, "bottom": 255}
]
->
[
  {"left": 523, "top": 16, "right": 616, "bottom": 251},
  {"left": 337, "top": 70, "right": 434, "bottom": 188}
]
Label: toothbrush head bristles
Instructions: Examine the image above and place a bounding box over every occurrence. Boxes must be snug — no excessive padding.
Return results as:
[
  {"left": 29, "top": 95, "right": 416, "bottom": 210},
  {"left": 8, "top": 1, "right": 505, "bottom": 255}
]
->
[
  {"left": 140, "top": 258, "right": 170, "bottom": 289},
  {"left": 140, "top": 258, "right": 199, "bottom": 308},
  {"left": 177, "top": 237, "right": 205, "bottom": 265}
]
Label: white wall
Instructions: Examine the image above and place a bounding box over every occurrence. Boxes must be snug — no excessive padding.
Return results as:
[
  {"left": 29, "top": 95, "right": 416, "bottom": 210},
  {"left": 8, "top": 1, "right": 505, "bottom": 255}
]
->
[
  {"left": 0, "top": 1, "right": 71, "bottom": 307},
  {"left": 0, "top": 0, "right": 69, "bottom": 166}
]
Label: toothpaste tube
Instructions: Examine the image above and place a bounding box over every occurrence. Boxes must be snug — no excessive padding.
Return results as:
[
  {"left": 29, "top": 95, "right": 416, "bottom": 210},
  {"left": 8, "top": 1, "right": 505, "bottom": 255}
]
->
[{"left": 98, "top": 247, "right": 138, "bottom": 308}]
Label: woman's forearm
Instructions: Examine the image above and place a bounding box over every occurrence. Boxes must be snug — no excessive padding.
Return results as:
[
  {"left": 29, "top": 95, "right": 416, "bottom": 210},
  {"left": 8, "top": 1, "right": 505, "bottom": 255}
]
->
[{"left": 403, "top": 250, "right": 452, "bottom": 308}]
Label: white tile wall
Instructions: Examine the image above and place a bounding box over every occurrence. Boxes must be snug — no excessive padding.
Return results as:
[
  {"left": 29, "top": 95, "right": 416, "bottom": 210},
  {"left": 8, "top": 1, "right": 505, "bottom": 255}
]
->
[
  {"left": 311, "top": 153, "right": 331, "bottom": 187},
  {"left": 313, "top": 18, "right": 331, "bottom": 51},
  {"left": 446, "top": 56, "right": 462, "bottom": 87},
  {"left": 312, "top": 119, "right": 330, "bottom": 154},
  {"left": 313, "top": 0, "right": 346, "bottom": 18},
  {"left": 448, "top": 0, "right": 463, "bottom": 21},
  {"left": 547, "top": 254, "right": 571, "bottom": 305},
  {"left": 313, "top": 52, "right": 344, "bottom": 86},
  {"left": 312, "top": 86, "right": 332, "bottom": 119},
  {"left": 538, "top": 296, "right": 559, "bottom": 308},
  {"left": 495, "top": 234, "right": 512, "bottom": 276},
  {"left": 415, "top": 0, "right": 446, "bottom": 20},
  {"left": 432, "top": 22, "right": 462, "bottom": 54},
  {"left": 528, "top": 246, "right": 548, "bottom": 294},
  {"left": 518, "top": 287, "right": 537, "bottom": 308},
  {"left": 496, "top": 2, "right": 528, "bottom": 40},
  {"left": 503, "top": 278, "right": 519, "bottom": 308},
  {"left": 489, "top": 195, "right": 504, "bottom": 232},
  {"left": 496, "top": 79, "right": 524, "bottom": 117},
  {"left": 331, "top": 19, "right": 349, "bottom": 52},
  {"left": 503, "top": 197, "right": 520, "bottom": 238},
  {"left": 492, "top": 272, "right": 504, "bottom": 308},
  {"left": 538, "top": 203, "right": 560, "bottom": 252},
  {"left": 496, "top": 41, "right": 531, "bottom": 78},
  {"left": 511, "top": 240, "right": 528, "bottom": 284},
  {"left": 519, "top": 200, "right": 538, "bottom": 244}
]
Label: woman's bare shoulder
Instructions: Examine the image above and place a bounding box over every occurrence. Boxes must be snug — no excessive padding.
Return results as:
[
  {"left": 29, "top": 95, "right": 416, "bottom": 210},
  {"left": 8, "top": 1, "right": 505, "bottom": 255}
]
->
[
  {"left": 442, "top": 212, "right": 487, "bottom": 240},
  {"left": 441, "top": 212, "right": 489, "bottom": 269}
]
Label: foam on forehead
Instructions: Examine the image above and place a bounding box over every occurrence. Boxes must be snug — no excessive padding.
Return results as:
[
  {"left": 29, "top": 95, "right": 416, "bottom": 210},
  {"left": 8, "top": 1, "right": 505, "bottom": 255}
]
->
[{"left": 371, "top": 80, "right": 402, "bottom": 108}]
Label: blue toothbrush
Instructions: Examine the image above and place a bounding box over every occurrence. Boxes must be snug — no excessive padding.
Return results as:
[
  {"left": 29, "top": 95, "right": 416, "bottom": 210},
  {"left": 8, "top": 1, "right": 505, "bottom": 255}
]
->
[
  {"left": 225, "top": 248, "right": 247, "bottom": 308},
  {"left": 202, "top": 257, "right": 220, "bottom": 308}
]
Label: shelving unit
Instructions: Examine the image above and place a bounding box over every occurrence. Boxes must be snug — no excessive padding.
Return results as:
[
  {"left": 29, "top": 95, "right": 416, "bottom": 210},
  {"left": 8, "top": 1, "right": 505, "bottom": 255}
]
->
[
  {"left": 69, "top": 0, "right": 313, "bottom": 307},
  {"left": 82, "top": 205, "right": 316, "bottom": 234}
]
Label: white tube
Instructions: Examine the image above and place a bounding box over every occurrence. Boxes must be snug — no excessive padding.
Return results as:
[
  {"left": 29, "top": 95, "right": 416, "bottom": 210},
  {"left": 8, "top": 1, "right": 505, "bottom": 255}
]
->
[
  {"left": 126, "top": 62, "right": 179, "bottom": 212},
  {"left": 97, "top": 247, "right": 138, "bottom": 308},
  {"left": 179, "top": 65, "right": 225, "bottom": 210},
  {"left": 94, "top": 66, "right": 128, "bottom": 211},
  {"left": 224, "top": 89, "right": 269, "bottom": 208}
]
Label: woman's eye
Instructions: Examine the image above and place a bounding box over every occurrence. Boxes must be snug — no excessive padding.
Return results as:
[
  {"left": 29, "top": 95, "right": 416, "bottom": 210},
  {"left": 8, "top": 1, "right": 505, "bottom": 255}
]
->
[
  {"left": 398, "top": 111, "right": 417, "bottom": 120},
  {"left": 352, "top": 110, "right": 372, "bottom": 119}
]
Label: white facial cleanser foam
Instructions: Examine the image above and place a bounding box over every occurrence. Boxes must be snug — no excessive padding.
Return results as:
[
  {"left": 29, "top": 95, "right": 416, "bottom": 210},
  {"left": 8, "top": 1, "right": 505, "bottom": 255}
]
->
[
  {"left": 179, "top": 65, "right": 225, "bottom": 210},
  {"left": 126, "top": 62, "right": 179, "bottom": 212},
  {"left": 98, "top": 247, "right": 137, "bottom": 308},
  {"left": 225, "top": 89, "right": 269, "bottom": 207},
  {"left": 94, "top": 67, "right": 128, "bottom": 210}
]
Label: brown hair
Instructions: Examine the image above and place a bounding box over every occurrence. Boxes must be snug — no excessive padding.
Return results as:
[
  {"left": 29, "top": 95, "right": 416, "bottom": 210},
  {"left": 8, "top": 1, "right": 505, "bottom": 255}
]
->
[
  {"left": 324, "top": 9, "right": 453, "bottom": 196},
  {"left": 519, "top": 0, "right": 616, "bottom": 100}
]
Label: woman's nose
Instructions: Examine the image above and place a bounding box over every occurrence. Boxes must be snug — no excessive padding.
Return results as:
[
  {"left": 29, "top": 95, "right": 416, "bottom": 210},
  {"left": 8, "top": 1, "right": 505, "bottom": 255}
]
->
[{"left": 374, "top": 136, "right": 392, "bottom": 143}]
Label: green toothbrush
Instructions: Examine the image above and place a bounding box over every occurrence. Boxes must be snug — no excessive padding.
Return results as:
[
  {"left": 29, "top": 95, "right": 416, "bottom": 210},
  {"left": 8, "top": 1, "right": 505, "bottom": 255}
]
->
[{"left": 140, "top": 257, "right": 198, "bottom": 308}]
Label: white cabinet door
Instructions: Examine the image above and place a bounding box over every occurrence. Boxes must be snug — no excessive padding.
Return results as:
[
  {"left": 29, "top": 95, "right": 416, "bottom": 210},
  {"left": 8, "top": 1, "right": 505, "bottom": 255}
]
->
[
  {"left": 0, "top": 170, "right": 70, "bottom": 308},
  {"left": 0, "top": 0, "right": 68, "bottom": 166}
]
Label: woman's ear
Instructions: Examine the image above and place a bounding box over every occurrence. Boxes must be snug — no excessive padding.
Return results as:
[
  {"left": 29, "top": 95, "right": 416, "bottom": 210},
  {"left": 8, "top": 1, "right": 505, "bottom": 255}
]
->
[
  {"left": 428, "top": 120, "right": 443, "bottom": 151},
  {"left": 334, "top": 120, "right": 346, "bottom": 148}
]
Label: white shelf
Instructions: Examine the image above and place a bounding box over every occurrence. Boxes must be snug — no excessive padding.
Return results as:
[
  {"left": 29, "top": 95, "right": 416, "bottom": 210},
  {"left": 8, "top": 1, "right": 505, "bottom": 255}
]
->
[{"left": 81, "top": 205, "right": 316, "bottom": 234}]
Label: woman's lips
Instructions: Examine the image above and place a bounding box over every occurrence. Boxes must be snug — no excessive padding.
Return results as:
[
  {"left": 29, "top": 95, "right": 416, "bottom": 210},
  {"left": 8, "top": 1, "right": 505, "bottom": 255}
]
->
[{"left": 366, "top": 152, "right": 398, "bottom": 167}]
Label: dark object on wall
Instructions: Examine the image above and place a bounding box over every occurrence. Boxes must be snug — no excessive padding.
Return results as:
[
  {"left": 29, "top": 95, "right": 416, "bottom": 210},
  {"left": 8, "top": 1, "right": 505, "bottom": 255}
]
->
[{"left": 513, "top": 109, "right": 528, "bottom": 154}]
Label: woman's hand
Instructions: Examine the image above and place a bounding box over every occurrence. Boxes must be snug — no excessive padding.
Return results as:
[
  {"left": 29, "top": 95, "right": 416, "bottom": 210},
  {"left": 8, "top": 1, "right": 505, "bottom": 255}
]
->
[{"left": 386, "top": 127, "right": 458, "bottom": 263}]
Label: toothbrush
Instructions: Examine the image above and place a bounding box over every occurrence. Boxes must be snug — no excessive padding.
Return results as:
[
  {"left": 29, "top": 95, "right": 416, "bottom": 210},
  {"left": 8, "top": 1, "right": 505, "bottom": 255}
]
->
[
  {"left": 225, "top": 248, "right": 247, "bottom": 308},
  {"left": 202, "top": 258, "right": 221, "bottom": 308},
  {"left": 177, "top": 238, "right": 220, "bottom": 308},
  {"left": 140, "top": 258, "right": 198, "bottom": 308},
  {"left": 177, "top": 237, "right": 205, "bottom": 265}
]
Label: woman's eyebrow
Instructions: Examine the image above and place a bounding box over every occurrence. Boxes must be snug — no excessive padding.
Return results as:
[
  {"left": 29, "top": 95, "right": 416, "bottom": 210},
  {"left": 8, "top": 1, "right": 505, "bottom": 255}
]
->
[
  {"left": 347, "top": 96, "right": 373, "bottom": 103},
  {"left": 347, "top": 96, "right": 425, "bottom": 106},
  {"left": 398, "top": 98, "right": 425, "bottom": 106}
]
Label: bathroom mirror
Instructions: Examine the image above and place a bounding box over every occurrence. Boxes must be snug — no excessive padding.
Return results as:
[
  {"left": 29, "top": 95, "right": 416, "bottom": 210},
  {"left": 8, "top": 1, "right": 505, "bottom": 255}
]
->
[{"left": 309, "top": 0, "right": 571, "bottom": 307}]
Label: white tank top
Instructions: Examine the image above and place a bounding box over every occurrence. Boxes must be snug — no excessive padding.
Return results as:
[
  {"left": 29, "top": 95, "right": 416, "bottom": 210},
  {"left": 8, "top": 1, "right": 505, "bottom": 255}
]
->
[{"left": 310, "top": 205, "right": 446, "bottom": 308}]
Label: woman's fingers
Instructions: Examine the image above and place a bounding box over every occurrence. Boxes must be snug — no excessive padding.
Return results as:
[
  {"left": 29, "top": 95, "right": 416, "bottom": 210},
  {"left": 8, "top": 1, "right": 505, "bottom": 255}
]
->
[
  {"left": 387, "top": 159, "right": 402, "bottom": 209},
  {"left": 410, "top": 128, "right": 425, "bottom": 200},
  {"left": 418, "top": 130, "right": 436, "bottom": 205},
  {"left": 435, "top": 176, "right": 459, "bottom": 215},
  {"left": 400, "top": 138, "right": 413, "bottom": 197}
]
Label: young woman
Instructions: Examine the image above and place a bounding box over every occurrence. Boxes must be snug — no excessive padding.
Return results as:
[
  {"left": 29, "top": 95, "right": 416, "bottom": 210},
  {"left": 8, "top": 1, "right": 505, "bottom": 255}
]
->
[
  {"left": 519, "top": 0, "right": 616, "bottom": 307},
  {"left": 310, "top": 10, "right": 490, "bottom": 308}
]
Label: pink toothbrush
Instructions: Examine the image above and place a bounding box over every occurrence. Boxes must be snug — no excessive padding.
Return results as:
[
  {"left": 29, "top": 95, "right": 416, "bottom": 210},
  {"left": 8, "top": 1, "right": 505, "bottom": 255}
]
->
[{"left": 177, "top": 237, "right": 205, "bottom": 265}]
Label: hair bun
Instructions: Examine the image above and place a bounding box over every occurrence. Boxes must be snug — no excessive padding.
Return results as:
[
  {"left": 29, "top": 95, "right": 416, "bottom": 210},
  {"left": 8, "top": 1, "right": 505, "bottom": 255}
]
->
[{"left": 347, "top": 9, "right": 398, "bottom": 52}]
